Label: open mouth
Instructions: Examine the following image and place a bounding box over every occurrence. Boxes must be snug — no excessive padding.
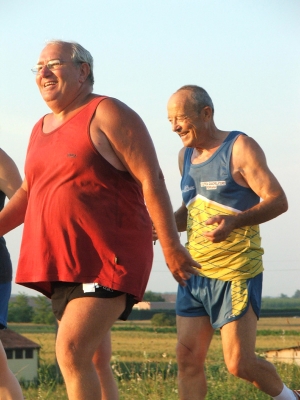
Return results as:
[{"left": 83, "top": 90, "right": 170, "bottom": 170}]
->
[
  {"left": 179, "top": 131, "right": 188, "bottom": 138},
  {"left": 44, "top": 81, "right": 57, "bottom": 88}
]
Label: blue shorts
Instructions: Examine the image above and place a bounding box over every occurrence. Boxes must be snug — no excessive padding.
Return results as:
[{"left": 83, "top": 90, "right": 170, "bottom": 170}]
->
[
  {"left": 176, "top": 273, "right": 262, "bottom": 329},
  {"left": 0, "top": 282, "right": 11, "bottom": 329}
]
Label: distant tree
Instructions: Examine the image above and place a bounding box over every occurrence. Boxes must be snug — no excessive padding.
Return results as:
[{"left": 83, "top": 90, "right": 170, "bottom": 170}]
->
[
  {"left": 32, "top": 295, "right": 56, "bottom": 324},
  {"left": 151, "top": 313, "right": 176, "bottom": 327},
  {"left": 292, "top": 290, "right": 300, "bottom": 299},
  {"left": 8, "top": 293, "right": 34, "bottom": 322},
  {"left": 280, "top": 293, "right": 288, "bottom": 298},
  {"left": 143, "top": 291, "right": 165, "bottom": 302}
]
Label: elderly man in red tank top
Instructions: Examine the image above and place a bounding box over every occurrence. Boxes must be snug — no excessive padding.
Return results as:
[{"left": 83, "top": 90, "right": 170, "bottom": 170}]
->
[{"left": 0, "top": 41, "right": 199, "bottom": 400}]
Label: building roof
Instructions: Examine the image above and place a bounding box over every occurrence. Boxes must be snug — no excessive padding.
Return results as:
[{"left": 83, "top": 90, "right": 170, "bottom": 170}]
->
[
  {"left": 0, "top": 329, "right": 40, "bottom": 350},
  {"left": 266, "top": 346, "right": 300, "bottom": 353}
]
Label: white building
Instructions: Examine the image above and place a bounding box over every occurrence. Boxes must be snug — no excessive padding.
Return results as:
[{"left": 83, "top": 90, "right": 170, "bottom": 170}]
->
[
  {"left": 133, "top": 301, "right": 175, "bottom": 310},
  {"left": 265, "top": 346, "right": 300, "bottom": 366},
  {"left": 0, "top": 328, "right": 40, "bottom": 382}
]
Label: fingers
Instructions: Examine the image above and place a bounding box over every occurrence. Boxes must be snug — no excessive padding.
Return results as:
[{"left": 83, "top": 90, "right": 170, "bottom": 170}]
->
[
  {"left": 152, "top": 222, "right": 158, "bottom": 243},
  {"left": 190, "top": 260, "right": 201, "bottom": 270},
  {"left": 168, "top": 267, "right": 187, "bottom": 287},
  {"left": 167, "top": 262, "right": 200, "bottom": 287},
  {"left": 205, "top": 216, "right": 219, "bottom": 225}
]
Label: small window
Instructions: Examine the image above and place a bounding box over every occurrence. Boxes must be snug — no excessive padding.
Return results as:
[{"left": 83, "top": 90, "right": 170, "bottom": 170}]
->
[
  {"left": 15, "top": 349, "right": 23, "bottom": 359},
  {"left": 25, "top": 349, "right": 33, "bottom": 359},
  {"left": 5, "top": 349, "right": 13, "bottom": 359}
]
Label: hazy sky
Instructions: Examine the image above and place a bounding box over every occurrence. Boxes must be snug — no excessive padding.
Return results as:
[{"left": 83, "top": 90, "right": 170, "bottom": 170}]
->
[{"left": 0, "top": 0, "right": 299, "bottom": 297}]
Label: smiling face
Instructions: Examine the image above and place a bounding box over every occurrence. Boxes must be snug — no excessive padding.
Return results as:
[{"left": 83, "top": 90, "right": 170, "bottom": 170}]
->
[
  {"left": 34, "top": 43, "right": 87, "bottom": 111},
  {"left": 167, "top": 90, "right": 207, "bottom": 148}
]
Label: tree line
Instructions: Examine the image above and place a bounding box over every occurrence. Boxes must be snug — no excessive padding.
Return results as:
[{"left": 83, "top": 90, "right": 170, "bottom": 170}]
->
[
  {"left": 8, "top": 293, "right": 55, "bottom": 324},
  {"left": 8, "top": 290, "right": 300, "bottom": 324}
]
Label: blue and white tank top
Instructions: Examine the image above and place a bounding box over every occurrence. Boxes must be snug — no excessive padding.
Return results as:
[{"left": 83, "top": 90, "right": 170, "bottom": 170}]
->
[{"left": 181, "top": 131, "right": 264, "bottom": 281}]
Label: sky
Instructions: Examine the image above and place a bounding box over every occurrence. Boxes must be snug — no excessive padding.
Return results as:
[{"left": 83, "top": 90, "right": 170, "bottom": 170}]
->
[{"left": 0, "top": 0, "right": 299, "bottom": 298}]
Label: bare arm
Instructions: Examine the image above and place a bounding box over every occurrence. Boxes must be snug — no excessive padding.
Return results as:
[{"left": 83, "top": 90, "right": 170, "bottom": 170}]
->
[
  {"left": 0, "top": 178, "right": 28, "bottom": 237},
  {"left": 174, "top": 202, "right": 188, "bottom": 232},
  {"left": 174, "top": 147, "right": 188, "bottom": 232},
  {"left": 204, "top": 135, "right": 288, "bottom": 243},
  {"left": 0, "top": 149, "right": 22, "bottom": 199},
  {"left": 92, "top": 98, "right": 199, "bottom": 285}
]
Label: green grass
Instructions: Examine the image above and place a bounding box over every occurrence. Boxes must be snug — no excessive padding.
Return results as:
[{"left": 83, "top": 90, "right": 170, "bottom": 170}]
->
[
  {"left": 8, "top": 323, "right": 56, "bottom": 334},
  {"left": 12, "top": 318, "right": 300, "bottom": 399},
  {"left": 21, "top": 360, "right": 300, "bottom": 400}
]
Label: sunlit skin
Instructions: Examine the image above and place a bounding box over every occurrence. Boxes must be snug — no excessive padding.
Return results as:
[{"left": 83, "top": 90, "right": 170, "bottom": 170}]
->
[
  {"left": 0, "top": 43, "right": 203, "bottom": 400},
  {"left": 0, "top": 150, "right": 23, "bottom": 400},
  {"left": 167, "top": 88, "right": 289, "bottom": 400},
  {"left": 168, "top": 90, "right": 288, "bottom": 244},
  {"left": 167, "top": 90, "right": 228, "bottom": 155},
  {"left": 34, "top": 43, "right": 91, "bottom": 119}
]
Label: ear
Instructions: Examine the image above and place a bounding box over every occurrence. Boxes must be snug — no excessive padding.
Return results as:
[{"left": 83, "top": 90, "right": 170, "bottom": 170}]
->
[
  {"left": 78, "top": 62, "right": 91, "bottom": 83},
  {"left": 201, "top": 106, "right": 213, "bottom": 121}
]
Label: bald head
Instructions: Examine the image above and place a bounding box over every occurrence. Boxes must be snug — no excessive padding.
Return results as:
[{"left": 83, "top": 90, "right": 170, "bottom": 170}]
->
[{"left": 174, "top": 85, "right": 214, "bottom": 115}]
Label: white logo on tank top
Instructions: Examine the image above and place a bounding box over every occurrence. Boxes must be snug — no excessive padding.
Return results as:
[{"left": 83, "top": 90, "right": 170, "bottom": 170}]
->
[
  {"left": 182, "top": 185, "right": 195, "bottom": 193},
  {"left": 201, "top": 181, "right": 226, "bottom": 190}
]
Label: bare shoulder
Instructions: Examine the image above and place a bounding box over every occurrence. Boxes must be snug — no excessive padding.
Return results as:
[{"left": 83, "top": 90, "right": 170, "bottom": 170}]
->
[
  {"left": 233, "top": 134, "right": 267, "bottom": 167},
  {"left": 0, "top": 148, "right": 13, "bottom": 164},
  {"left": 234, "top": 134, "right": 265, "bottom": 155},
  {"left": 90, "top": 96, "right": 160, "bottom": 179},
  {"left": 0, "top": 149, "right": 19, "bottom": 173},
  {"left": 0, "top": 149, "right": 22, "bottom": 198},
  {"left": 94, "top": 97, "right": 145, "bottom": 131}
]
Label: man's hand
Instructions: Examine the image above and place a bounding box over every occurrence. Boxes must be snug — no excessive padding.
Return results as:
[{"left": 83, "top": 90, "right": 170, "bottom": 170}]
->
[
  {"left": 203, "top": 215, "right": 236, "bottom": 243},
  {"left": 152, "top": 223, "right": 158, "bottom": 244},
  {"left": 164, "top": 244, "right": 200, "bottom": 286}
]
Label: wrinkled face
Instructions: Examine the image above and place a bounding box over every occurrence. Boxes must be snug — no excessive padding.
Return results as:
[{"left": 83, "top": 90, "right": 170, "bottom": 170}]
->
[
  {"left": 34, "top": 43, "right": 83, "bottom": 108},
  {"left": 167, "top": 91, "right": 203, "bottom": 147}
]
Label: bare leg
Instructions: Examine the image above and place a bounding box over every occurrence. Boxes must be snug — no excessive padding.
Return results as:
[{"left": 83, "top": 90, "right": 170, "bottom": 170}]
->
[
  {"left": 176, "top": 316, "right": 214, "bottom": 400},
  {"left": 56, "top": 295, "right": 126, "bottom": 400},
  {"left": 0, "top": 341, "right": 24, "bottom": 400},
  {"left": 221, "top": 305, "right": 284, "bottom": 397},
  {"left": 93, "top": 331, "right": 119, "bottom": 400}
]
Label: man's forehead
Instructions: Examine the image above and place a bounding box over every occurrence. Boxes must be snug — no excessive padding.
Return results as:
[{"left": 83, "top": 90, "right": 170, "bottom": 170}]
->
[
  {"left": 38, "top": 43, "right": 71, "bottom": 60},
  {"left": 168, "top": 92, "right": 192, "bottom": 112}
]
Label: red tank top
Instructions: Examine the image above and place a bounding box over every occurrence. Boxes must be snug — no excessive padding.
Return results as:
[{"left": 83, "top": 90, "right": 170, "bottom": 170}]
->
[{"left": 16, "top": 96, "right": 153, "bottom": 300}]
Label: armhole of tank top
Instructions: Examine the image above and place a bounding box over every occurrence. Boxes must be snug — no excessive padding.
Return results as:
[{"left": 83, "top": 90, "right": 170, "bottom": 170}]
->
[
  {"left": 88, "top": 96, "right": 109, "bottom": 127},
  {"left": 227, "top": 132, "right": 249, "bottom": 184},
  {"left": 182, "top": 147, "right": 192, "bottom": 177}
]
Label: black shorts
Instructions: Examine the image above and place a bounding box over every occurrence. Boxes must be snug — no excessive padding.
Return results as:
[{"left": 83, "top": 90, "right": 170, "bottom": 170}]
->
[{"left": 51, "top": 282, "right": 137, "bottom": 321}]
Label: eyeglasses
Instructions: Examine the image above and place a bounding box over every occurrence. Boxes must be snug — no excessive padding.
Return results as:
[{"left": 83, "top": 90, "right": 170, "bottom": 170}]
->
[{"left": 31, "top": 59, "right": 71, "bottom": 75}]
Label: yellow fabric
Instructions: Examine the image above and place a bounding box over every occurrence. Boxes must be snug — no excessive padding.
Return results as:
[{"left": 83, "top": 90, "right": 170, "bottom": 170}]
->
[
  {"left": 231, "top": 280, "right": 248, "bottom": 316},
  {"left": 186, "top": 195, "right": 264, "bottom": 282}
]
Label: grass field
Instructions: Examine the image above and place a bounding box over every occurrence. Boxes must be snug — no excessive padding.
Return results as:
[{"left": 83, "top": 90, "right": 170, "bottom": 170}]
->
[{"left": 10, "top": 317, "right": 300, "bottom": 399}]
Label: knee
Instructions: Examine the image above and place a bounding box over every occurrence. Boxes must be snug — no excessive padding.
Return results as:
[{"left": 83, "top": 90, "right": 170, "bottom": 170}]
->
[
  {"left": 93, "top": 346, "right": 112, "bottom": 375},
  {"left": 176, "top": 341, "right": 202, "bottom": 374},
  {"left": 225, "top": 356, "right": 253, "bottom": 380},
  {"left": 56, "top": 338, "right": 87, "bottom": 372},
  {"left": 56, "top": 340, "right": 74, "bottom": 369}
]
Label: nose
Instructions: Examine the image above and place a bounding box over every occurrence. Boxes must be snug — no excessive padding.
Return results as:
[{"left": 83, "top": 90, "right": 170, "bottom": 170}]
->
[
  {"left": 39, "top": 65, "right": 52, "bottom": 78},
  {"left": 171, "top": 121, "right": 181, "bottom": 133}
]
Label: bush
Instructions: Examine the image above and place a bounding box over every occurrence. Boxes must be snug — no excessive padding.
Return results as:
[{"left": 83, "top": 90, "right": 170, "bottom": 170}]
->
[
  {"left": 32, "top": 296, "right": 56, "bottom": 324},
  {"left": 151, "top": 313, "right": 176, "bottom": 327},
  {"left": 8, "top": 293, "right": 34, "bottom": 322}
]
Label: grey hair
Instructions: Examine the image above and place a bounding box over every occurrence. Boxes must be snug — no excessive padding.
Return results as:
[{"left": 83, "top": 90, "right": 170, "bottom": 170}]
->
[
  {"left": 46, "top": 40, "right": 94, "bottom": 85},
  {"left": 177, "top": 85, "right": 214, "bottom": 114}
]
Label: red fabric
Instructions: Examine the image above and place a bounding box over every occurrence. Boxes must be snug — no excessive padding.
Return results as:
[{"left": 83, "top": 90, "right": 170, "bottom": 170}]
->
[{"left": 16, "top": 96, "right": 153, "bottom": 300}]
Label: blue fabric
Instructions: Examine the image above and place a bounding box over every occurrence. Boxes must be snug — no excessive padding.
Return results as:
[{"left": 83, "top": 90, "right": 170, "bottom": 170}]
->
[
  {"left": 181, "top": 131, "right": 260, "bottom": 211},
  {"left": 0, "top": 190, "right": 12, "bottom": 283},
  {"left": 176, "top": 273, "right": 262, "bottom": 329},
  {"left": 0, "top": 281, "right": 11, "bottom": 329}
]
